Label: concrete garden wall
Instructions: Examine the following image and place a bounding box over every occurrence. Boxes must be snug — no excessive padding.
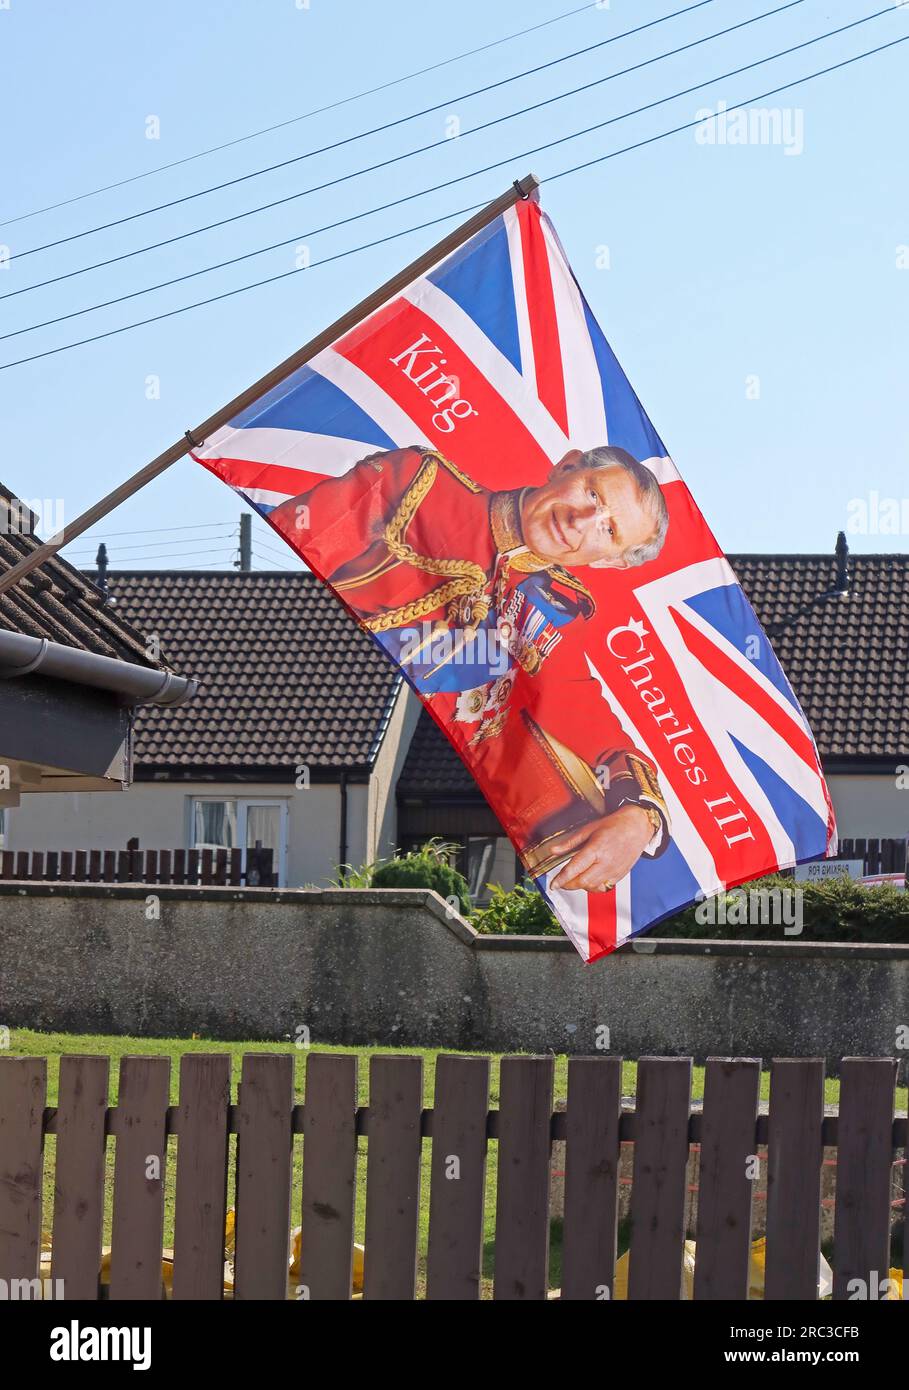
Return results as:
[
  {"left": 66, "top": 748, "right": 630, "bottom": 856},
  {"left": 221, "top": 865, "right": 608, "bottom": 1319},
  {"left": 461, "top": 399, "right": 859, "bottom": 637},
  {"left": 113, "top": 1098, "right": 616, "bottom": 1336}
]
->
[{"left": 1, "top": 884, "right": 906, "bottom": 1069}]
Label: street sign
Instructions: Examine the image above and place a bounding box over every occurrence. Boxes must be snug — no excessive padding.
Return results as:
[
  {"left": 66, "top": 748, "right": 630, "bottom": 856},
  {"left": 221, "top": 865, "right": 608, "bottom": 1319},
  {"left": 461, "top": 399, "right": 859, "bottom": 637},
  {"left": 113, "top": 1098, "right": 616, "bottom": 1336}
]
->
[{"left": 794, "top": 859, "right": 864, "bottom": 883}]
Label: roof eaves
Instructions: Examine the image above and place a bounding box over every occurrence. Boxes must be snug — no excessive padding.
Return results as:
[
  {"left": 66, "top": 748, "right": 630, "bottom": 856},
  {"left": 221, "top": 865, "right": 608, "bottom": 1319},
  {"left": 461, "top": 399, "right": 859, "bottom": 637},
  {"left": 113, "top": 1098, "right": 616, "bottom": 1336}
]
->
[{"left": 366, "top": 673, "right": 404, "bottom": 767}]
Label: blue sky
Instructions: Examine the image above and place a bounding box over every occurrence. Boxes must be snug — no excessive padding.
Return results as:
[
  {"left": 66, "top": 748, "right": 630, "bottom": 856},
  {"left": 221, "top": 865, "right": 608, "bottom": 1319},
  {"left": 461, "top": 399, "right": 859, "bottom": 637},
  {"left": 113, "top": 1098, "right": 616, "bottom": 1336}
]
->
[{"left": 0, "top": 0, "right": 906, "bottom": 570}]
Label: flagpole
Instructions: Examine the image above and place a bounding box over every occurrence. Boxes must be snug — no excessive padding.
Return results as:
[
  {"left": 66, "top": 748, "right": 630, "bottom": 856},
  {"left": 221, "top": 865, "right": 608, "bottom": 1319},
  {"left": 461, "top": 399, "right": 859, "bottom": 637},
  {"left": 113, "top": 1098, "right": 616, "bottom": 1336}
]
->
[{"left": 0, "top": 172, "right": 540, "bottom": 598}]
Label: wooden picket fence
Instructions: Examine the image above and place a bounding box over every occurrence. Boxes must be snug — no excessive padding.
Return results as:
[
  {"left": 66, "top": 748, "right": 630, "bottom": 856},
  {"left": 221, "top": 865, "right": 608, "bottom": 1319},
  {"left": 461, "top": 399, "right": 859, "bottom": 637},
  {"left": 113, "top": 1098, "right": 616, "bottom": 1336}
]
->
[
  {"left": 0, "top": 1053, "right": 904, "bottom": 1300},
  {"left": 0, "top": 844, "right": 276, "bottom": 887},
  {"left": 838, "top": 837, "right": 908, "bottom": 876}
]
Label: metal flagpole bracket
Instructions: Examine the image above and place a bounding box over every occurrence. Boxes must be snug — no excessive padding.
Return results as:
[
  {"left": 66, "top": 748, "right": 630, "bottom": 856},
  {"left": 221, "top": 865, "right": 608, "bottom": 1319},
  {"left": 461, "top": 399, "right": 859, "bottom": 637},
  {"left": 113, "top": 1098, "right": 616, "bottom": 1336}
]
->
[{"left": 0, "top": 173, "right": 541, "bottom": 599}]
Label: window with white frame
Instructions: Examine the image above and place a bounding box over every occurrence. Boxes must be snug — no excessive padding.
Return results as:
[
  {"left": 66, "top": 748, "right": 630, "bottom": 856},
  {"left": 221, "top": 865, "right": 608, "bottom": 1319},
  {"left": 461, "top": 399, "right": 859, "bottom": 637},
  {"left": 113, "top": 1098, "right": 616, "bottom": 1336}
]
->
[{"left": 189, "top": 798, "right": 288, "bottom": 885}]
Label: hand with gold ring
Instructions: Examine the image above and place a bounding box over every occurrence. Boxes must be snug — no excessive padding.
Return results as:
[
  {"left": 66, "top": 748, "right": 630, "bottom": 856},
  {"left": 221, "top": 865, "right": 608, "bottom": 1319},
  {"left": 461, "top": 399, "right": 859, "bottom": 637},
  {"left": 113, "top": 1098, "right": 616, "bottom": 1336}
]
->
[{"left": 549, "top": 804, "right": 654, "bottom": 893}]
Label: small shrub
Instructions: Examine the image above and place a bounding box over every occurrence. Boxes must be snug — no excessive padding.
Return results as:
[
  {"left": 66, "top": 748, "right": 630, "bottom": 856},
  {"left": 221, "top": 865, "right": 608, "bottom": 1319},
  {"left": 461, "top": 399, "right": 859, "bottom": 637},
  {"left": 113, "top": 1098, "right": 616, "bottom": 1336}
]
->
[
  {"left": 370, "top": 840, "right": 471, "bottom": 915},
  {"left": 471, "top": 883, "right": 561, "bottom": 936},
  {"left": 329, "top": 862, "right": 375, "bottom": 889}
]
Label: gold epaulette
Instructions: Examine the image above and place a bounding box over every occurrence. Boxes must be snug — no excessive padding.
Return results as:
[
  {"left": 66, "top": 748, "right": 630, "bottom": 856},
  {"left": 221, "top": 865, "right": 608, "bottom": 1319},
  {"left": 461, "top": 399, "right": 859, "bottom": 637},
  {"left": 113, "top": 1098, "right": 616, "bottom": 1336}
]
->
[
  {"left": 424, "top": 448, "right": 483, "bottom": 493},
  {"left": 551, "top": 565, "right": 596, "bottom": 618}
]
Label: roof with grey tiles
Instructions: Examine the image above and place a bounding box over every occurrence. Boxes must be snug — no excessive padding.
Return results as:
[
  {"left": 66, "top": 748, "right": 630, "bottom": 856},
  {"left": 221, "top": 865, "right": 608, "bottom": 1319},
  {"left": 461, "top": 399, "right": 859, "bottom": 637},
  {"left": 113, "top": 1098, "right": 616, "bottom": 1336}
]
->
[
  {"left": 399, "top": 551, "right": 909, "bottom": 795},
  {"left": 0, "top": 486, "right": 164, "bottom": 670},
  {"left": 78, "top": 547, "right": 907, "bottom": 782},
  {"left": 104, "top": 570, "right": 401, "bottom": 772}
]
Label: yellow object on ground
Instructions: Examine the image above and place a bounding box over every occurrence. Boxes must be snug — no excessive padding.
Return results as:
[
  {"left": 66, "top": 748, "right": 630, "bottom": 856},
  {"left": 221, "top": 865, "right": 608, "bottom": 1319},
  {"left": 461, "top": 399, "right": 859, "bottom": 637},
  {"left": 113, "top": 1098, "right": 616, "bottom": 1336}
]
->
[
  {"left": 288, "top": 1224, "right": 365, "bottom": 1298},
  {"left": 612, "top": 1237, "right": 836, "bottom": 1300},
  {"left": 39, "top": 1213, "right": 365, "bottom": 1299},
  {"left": 47, "top": 1221, "right": 903, "bottom": 1301}
]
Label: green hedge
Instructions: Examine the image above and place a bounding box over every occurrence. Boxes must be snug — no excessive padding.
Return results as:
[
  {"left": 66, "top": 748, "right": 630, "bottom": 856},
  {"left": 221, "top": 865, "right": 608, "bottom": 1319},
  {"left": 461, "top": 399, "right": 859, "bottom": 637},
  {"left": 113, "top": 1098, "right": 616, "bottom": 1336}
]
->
[
  {"left": 469, "top": 875, "right": 909, "bottom": 943},
  {"left": 657, "top": 874, "right": 909, "bottom": 942},
  {"left": 335, "top": 842, "right": 909, "bottom": 943}
]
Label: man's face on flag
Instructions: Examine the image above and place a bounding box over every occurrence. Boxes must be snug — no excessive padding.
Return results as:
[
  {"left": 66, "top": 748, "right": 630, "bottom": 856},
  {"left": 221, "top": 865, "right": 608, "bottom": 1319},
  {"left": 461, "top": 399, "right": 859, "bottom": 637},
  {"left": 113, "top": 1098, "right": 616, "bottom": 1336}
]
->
[{"left": 520, "top": 453, "right": 660, "bottom": 569}]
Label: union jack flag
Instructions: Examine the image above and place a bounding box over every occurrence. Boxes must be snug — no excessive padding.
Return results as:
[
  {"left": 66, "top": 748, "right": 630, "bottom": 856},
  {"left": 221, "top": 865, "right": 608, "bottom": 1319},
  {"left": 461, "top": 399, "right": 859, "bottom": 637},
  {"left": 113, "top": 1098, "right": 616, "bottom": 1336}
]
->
[{"left": 193, "top": 193, "right": 836, "bottom": 962}]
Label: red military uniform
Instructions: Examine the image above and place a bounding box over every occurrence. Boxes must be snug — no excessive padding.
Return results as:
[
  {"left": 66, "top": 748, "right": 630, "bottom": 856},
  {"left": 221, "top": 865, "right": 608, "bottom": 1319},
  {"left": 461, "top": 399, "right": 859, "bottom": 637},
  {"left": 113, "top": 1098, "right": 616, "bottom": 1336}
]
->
[
  {"left": 273, "top": 443, "right": 527, "bottom": 631},
  {"left": 272, "top": 446, "right": 669, "bottom": 871}
]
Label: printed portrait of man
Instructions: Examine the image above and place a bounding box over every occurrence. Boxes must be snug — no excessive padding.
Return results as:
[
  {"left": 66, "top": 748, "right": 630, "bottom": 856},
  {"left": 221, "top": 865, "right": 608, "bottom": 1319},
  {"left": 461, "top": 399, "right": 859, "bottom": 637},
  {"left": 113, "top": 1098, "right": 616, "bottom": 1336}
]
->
[{"left": 271, "top": 443, "right": 672, "bottom": 895}]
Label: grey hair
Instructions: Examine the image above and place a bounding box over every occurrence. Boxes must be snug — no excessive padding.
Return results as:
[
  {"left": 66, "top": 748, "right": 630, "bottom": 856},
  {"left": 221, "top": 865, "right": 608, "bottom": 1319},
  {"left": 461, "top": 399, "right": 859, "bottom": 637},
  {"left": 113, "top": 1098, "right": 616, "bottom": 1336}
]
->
[{"left": 581, "top": 445, "right": 669, "bottom": 567}]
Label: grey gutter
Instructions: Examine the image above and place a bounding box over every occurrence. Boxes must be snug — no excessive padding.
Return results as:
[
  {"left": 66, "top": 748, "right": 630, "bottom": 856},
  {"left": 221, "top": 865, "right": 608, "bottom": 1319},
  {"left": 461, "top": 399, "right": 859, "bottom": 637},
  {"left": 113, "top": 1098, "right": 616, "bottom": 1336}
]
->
[{"left": 0, "top": 628, "right": 197, "bottom": 706}]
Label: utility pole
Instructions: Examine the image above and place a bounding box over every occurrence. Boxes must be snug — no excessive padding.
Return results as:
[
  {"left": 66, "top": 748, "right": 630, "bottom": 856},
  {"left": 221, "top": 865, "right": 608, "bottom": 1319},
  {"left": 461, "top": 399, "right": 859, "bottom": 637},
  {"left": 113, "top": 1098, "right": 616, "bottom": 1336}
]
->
[{"left": 237, "top": 513, "right": 252, "bottom": 572}]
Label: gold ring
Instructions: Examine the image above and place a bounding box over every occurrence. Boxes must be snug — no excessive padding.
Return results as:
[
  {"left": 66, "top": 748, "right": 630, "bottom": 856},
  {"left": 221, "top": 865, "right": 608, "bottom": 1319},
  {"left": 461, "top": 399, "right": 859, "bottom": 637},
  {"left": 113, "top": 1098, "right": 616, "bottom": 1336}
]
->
[{"left": 601, "top": 879, "right": 615, "bottom": 893}]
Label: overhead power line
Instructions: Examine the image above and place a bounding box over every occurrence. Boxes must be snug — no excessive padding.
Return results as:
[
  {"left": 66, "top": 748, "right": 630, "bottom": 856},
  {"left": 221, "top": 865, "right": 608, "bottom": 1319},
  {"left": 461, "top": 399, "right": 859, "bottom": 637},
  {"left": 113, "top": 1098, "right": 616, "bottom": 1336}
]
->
[
  {"left": 106, "top": 559, "right": 240, "bottom": 570},
  {"left": 254, "top": 538, "right": 304, "bottom": 564},
  {"left": 3, "top": 0, "right": 805, "bottom": 294},
  {"left": 0, "top": 0, "right": 600, "bottom": 230},
  {"left": 1, "top": 4, "right": 895, "bottom": 343},
  {"left": 67, "top": 519, "right": 237, "bottom": 540},
  {"left": 78, "top": 547, "right": 238, "bottom": 564},
  {"left": 252, "top": 551, "right": 298, "bottom": 573},
  {"left": 65, "top": 532, "right": 234, "bottom": 557},
  {"left": 6, "top": 0, "right": 725, "bottom": 253},
  {"left": 0, "top": 207, "right": 496, "bottom": 370},
  {"left": 2, "top": 30, "right": 905, "bottom": 374}
]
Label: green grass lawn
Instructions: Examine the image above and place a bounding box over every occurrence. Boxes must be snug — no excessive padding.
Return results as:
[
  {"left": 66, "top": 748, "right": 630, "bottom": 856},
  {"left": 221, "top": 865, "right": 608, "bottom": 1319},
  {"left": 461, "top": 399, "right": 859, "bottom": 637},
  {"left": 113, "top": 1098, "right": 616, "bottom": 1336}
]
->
[
  {"left": 8, "top": 1029, "right": 906, "bottom": 1299},
  {"left": 9, "top": 1026, "right": 896, "bottom": 1107}
]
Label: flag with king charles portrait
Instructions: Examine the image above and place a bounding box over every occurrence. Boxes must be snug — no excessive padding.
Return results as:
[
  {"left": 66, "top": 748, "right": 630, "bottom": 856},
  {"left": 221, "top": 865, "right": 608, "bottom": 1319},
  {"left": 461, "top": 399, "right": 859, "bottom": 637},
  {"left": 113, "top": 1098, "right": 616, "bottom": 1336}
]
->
[{"left": 191, "top": 192, "right": 836, "bottom": 962}]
